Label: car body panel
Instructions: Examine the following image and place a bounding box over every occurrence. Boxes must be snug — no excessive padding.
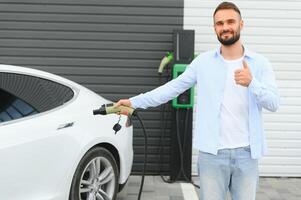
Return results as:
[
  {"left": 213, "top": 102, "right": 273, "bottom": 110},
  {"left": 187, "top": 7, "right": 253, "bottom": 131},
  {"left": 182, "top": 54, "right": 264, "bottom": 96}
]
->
[{"left": 0, "top": 64, "right": 133, "bottom": 200}]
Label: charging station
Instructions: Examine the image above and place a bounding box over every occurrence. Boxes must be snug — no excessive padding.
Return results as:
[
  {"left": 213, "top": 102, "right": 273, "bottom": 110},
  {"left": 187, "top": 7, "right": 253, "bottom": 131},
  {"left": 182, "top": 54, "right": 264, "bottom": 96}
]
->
[
  {"left": 172, "top": 64, "right": 195, "bottom": 109},
  {"left": 170, "top": 29, "right": 195, "bottom": 181}
]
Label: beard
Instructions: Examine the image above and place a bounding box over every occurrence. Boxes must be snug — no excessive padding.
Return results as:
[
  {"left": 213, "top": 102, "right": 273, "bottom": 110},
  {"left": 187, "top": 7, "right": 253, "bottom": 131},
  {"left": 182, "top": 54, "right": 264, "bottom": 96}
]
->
[{"left": 217, "top": 30, "right": 240, "bottom": 46}]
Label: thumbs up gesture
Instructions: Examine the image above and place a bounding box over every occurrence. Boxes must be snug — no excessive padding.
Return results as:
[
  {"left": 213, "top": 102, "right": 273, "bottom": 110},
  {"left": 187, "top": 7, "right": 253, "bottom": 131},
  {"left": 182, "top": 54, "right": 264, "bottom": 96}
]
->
[{"left": 234, "top": 60, "right": 253, "bottom": 87}]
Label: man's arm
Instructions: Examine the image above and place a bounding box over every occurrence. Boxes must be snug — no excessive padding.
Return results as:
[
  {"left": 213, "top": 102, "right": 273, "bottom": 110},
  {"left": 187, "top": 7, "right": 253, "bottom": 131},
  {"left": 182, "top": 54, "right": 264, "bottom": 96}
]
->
[
  {"left": 248, "top": 59, "right": 280, "bottom": 112},
  {"left": 116, "top": 62, "right": 197, "bottom": 110}
]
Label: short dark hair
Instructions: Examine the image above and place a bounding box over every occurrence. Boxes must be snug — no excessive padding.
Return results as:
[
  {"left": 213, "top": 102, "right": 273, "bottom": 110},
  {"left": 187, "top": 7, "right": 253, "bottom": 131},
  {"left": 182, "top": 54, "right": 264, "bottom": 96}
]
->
[{"left": 213, "top": 1, "right": 241, "bottom": 18}]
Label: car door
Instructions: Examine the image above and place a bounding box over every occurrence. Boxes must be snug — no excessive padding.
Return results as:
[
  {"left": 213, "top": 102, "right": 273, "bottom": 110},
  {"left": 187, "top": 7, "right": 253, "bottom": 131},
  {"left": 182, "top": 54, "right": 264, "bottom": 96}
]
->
[{"left": 0, "top": 72, "right": 81, "bottom": 200}]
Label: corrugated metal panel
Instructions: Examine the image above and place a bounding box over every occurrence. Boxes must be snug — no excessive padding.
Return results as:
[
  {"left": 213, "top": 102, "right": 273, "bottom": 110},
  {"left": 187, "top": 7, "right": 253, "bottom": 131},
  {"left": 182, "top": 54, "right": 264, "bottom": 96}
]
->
[
  {"left": 185, "top": 0, "right": 301, "bottom": 177},
  {"left": 0, "top": 0, "right": 184, "bottom": 174}
]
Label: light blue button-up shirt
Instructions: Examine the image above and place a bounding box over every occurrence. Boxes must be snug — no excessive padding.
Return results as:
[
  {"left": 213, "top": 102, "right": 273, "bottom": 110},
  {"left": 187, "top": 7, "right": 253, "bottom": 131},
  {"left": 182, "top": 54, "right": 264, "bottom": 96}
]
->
[{"left": 130, "top": 47, "right": 280, "bottom": 159}]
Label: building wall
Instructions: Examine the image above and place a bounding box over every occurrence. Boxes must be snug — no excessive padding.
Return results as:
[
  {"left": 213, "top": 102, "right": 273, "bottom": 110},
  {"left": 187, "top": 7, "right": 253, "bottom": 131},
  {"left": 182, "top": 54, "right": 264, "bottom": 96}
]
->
[
  {"left": 1, "top": 0, "right": 300, "bottom": 177},
  {"left": 185, "top": 0, "right": 301, "bottom": 176},
  {"left": 0, "top": 0, "right": 184, "bottom": 174}
]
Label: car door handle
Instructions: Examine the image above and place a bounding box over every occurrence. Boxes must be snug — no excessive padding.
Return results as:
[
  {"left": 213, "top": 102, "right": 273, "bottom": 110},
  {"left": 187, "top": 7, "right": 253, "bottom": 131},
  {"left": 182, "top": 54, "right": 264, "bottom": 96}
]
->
[{"left": 57, "top": 122, "right": 74, "bottom": 130}]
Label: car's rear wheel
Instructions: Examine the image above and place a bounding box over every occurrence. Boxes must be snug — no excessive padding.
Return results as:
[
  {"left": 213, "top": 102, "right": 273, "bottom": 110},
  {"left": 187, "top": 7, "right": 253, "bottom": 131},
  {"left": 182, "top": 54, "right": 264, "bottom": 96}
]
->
[{"left": 69, "top": 147, "right": 119, "bottom": 200}]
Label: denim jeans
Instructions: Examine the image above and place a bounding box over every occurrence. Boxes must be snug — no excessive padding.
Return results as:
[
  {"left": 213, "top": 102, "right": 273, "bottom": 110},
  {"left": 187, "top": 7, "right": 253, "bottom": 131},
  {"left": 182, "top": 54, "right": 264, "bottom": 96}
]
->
[{"left": 198, "top": 146, "right": 258, "bottom": 200}]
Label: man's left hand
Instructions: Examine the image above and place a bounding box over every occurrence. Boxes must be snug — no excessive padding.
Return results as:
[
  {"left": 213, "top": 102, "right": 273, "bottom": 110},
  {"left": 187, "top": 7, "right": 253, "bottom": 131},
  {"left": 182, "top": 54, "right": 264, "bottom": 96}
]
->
[{"left": 234, "top": 60, "right": 253, "bottom": 87}]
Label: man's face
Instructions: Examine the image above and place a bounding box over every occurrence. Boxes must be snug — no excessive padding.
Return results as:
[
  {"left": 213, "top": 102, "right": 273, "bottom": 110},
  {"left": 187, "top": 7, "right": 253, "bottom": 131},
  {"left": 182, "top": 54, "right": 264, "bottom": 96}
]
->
[{"left": 214, "top": 9, "right": 243, "bottom": 46}]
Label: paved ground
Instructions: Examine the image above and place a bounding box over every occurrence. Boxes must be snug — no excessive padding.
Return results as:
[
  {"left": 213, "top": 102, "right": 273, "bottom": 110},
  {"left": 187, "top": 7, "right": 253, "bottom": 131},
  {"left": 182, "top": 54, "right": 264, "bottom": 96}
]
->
[
  {"left": 117, "top": 176, "right": 186, "bottom": 200},
  {"left": 255, "top": 177, "right": 301, "bottom": 200},
  {"left": 117, "top": 176, "right": 301, "bottom": 200}
]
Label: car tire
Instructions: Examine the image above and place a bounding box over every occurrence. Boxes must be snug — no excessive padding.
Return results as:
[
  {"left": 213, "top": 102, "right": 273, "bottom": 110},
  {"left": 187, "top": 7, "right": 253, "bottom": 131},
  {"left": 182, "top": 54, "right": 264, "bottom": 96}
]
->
[{"left": 69, "top": 147, "right": 119, "bottom": 200}]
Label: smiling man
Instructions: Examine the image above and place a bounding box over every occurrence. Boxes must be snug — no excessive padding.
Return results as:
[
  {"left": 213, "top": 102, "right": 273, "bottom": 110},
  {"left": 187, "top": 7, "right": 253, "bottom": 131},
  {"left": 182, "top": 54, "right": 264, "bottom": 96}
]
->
[{"left": 116, "top": 2, "right": 280, "bottom": 200}]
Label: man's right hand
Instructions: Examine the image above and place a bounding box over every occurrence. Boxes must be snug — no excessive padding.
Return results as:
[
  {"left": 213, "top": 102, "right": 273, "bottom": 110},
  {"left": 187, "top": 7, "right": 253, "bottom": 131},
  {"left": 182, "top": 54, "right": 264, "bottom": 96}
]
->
[
  {"left": 114, "top": 99, "right": 132, "bottom": 115},
  {"left": 115, "top": 99, "right": 132, "bottom": 107}
]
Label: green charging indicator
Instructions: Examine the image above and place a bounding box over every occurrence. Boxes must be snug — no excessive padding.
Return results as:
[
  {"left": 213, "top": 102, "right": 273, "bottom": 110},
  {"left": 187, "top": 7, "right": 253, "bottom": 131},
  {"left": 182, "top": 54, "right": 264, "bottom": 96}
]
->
[{"left": 172, "top": 64, "right": 194, "bottom": 108}]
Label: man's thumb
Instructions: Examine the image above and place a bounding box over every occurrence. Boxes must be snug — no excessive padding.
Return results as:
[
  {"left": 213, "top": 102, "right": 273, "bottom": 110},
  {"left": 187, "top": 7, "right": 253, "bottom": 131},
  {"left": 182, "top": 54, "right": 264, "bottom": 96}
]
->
[{"left": 243, "top": 60, "right": 249, "bottom": 70}]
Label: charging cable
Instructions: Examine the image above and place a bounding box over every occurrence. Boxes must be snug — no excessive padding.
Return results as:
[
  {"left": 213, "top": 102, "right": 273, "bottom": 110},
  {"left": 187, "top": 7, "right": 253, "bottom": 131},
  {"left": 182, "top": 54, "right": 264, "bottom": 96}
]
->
[{"left": 175, "top": 109, "right": 199, "bottom": 188}]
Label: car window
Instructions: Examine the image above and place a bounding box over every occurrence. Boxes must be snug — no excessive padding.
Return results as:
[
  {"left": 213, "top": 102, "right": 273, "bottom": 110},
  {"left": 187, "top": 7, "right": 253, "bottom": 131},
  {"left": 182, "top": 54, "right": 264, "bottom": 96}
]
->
[
  {"left": 0, "top": 72, "right": 74, "bottom": 123},
  {"left": 0, "top": 88, "right": 38, "bottom": 123}
]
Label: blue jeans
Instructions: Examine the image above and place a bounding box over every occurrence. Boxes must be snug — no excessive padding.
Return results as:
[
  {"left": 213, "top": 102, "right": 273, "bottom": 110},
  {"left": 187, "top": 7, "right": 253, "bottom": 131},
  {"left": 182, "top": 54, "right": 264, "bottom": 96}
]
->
[{"left": 198, "top": 146, "right": 258, "bottom": 200}]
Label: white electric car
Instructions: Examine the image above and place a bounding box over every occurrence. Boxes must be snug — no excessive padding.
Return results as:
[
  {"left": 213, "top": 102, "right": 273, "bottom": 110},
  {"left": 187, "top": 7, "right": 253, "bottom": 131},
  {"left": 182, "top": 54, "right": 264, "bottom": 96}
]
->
[{"left": 0, "top": 64, "right": 133, "bottom": 200}]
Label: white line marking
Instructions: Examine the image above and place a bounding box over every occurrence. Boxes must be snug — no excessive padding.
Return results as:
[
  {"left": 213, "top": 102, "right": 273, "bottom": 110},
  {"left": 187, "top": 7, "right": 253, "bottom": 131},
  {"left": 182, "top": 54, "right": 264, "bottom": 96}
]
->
[{"left": 181, "top": 183, "right": 199, "bottom": 200}]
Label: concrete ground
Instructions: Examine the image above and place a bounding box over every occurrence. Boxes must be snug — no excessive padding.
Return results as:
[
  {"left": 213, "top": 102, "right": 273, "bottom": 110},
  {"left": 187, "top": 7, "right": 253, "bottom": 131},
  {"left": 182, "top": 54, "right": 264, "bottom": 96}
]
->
[
  {"left": 255, "top": 177, "right": 301, "bottom": 200},
  {"left": 117, "top": 176, "right": 301, "bottom": 200}
]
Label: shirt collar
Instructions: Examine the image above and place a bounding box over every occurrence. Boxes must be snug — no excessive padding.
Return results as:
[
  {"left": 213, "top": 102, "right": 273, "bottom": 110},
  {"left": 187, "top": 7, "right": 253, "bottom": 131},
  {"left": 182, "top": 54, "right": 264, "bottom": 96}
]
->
[{"left": 214, "top": 46, "right": 255, "bottom": 59}]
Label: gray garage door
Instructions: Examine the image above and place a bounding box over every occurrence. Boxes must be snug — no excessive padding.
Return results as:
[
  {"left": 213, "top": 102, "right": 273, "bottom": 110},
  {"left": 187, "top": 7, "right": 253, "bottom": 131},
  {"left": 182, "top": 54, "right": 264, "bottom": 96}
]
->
[{"left": 0, "top": 0, "right": 183, "bottom": 174}]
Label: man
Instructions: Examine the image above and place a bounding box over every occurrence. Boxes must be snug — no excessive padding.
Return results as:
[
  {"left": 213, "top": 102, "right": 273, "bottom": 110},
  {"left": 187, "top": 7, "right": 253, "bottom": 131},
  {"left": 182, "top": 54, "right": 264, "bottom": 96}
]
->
[{"left": 116, "top": 2, "right": 279, "bottom": 200}]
